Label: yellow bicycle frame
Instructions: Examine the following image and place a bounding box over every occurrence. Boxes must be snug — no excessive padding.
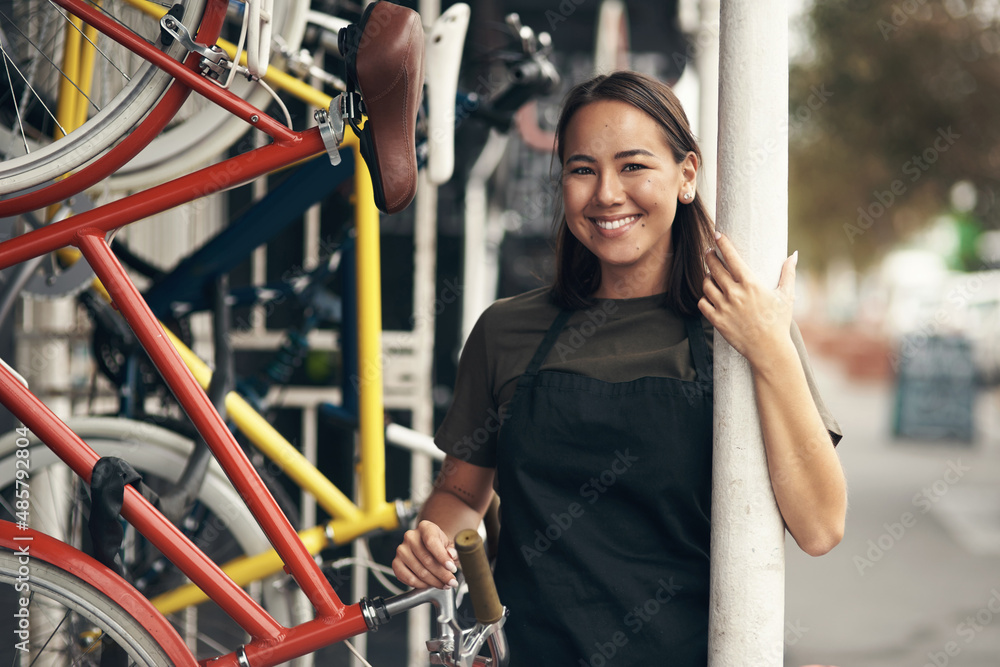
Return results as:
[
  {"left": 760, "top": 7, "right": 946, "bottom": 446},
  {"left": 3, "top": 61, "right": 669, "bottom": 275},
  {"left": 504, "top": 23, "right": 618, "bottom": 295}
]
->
[
  {"left": 147, "top": 136, "right": 401, "bottom": 613},
  {"left": 62, "top": 0, "right": 406, "bottom": 613}
]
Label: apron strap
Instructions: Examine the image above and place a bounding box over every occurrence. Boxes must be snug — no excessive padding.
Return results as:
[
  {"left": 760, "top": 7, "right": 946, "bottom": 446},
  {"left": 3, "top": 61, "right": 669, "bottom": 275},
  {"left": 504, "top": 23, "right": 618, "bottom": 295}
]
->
[
  {"left": 518, "top": 308, "right": 574, "bottom": 386},
  {"left": 684, "top": 316, "right": 713, "bottom": 384}
]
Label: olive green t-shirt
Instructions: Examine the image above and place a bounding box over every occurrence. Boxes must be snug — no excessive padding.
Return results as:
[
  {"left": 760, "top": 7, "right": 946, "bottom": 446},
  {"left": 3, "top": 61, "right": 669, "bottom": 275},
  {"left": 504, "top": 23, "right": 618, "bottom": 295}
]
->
[{"left": 436, "top": 286, "right": 842, "bottom": 467}]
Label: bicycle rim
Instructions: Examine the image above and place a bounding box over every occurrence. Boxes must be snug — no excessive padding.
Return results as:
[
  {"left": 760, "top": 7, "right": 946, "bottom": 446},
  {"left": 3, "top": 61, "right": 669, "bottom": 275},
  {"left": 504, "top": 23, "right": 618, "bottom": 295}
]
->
[
  {"left": 0, "top": 548, "right": 176, "bottom": 665},
  {"left": 107, "top": 0, "right": 309, "bottom": 192},
  {"left": 0, "top": 418, "right": 313, "bottom": 665},
  {"left": 0, "top": 0, "right": 209, "bottom": 193}
]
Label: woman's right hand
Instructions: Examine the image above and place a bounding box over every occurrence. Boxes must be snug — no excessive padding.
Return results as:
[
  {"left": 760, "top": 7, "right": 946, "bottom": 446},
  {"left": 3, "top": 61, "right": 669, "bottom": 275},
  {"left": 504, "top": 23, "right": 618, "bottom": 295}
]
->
[{"left": 393, "top": 520, "right": 460, "bottom": 589}]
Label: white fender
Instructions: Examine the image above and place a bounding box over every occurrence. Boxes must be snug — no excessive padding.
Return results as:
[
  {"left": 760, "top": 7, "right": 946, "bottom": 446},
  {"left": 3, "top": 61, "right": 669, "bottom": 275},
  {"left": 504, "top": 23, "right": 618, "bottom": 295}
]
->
[
  {"left": 248, "top": 0, "right": 275, "bottom": 79},
  {"left": 424, "top": 3, "right": 470, "bottom": 185}
]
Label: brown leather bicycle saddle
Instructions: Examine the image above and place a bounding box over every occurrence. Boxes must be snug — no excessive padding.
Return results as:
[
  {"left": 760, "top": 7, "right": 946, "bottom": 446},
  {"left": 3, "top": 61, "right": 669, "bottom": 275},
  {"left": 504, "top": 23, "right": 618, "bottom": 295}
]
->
[{"left": 340, "top": 1, "right": 425, "bottom": 215}]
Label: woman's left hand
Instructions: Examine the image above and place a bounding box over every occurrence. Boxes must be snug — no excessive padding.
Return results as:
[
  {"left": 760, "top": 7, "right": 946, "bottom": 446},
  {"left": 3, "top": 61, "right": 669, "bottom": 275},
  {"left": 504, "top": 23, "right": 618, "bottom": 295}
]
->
[{"left": 698, "top": 231, "right": 797, "bottom": 368}]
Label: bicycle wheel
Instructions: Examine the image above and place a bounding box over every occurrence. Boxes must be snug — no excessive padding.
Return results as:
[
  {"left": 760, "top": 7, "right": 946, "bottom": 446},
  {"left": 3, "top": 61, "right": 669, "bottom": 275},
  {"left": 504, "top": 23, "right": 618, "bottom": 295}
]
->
[
  {"left": 106, "top": 0, "right": 309, "bottom": 193},
  {"left": 0, "top": 418, "right": 313, "bottom": 666},
  {"left": 0, "top": 0, "right": 208, "bottom": 193},
  {"left": 0, "top": 546, "right": 181, "bottom": 665}
]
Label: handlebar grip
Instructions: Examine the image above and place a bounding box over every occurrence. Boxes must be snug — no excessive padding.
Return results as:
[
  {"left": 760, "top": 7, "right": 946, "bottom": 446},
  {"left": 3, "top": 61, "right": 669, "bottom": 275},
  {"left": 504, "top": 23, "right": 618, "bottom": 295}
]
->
[{"left": 455, "top": 529, "right": 504, "bottom": 624}]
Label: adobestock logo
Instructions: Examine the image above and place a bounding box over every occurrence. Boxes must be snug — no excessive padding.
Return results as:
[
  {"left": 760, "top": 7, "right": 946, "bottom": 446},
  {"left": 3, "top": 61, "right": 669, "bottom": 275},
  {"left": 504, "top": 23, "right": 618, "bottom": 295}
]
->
[
  {"left": 521, "top": 449, "right": 638, "bottom": 566},
  {"left": 923, "top": 588, "right": 1000, "bottom": 667},
  {"left": 844, "top": 126, "right": 959, "bottom": 244},
  {"left": 854, "top": 459, "right": 969, "bottom": 575},
  {"left": 888, "top": 271, "right": 989, "bottom": 372},
  {"left": 578, "top": 577, "right": 683, "bottom": 667},
  {"left": 554, "top": 301, "right": 619, "bottom": 362},
  {"left": 877, "top": 0, "right": 931, "bottom": 40}
]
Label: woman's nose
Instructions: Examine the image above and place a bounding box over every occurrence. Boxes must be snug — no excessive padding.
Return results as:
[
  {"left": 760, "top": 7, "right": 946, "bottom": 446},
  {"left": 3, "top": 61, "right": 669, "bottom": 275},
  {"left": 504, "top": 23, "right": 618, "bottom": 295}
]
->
[{"left": 594, "top": 172, "right": 626, "bottom": 206}]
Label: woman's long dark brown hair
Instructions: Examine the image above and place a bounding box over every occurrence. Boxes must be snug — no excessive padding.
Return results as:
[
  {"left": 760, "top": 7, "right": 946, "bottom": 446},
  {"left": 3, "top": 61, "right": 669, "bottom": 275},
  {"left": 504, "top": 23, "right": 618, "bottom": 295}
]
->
[{"left": 550, "top": 71, "right": 714, "bottom": 316}]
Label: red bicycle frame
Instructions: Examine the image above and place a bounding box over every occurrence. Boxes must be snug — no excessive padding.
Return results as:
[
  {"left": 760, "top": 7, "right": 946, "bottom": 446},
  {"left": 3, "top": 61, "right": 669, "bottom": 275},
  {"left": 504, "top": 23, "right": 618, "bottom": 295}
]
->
[{"left": 0, "top": 0, "right": 374, "bottom": 663}]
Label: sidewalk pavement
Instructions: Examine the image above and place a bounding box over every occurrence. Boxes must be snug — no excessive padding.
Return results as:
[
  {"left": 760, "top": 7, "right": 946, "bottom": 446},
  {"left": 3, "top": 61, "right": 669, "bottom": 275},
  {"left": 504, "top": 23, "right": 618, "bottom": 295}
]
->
[{"left": 785, "top": 356, "right": 1000, "bottom": 667}]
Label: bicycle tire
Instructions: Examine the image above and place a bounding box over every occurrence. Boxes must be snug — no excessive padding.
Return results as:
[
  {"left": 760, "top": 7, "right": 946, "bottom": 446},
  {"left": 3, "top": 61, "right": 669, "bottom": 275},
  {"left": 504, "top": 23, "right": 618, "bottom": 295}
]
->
[
  {"left": 100, "top": 414, "right": 304, "bottom": 532},
  {"left": 105, "top": 0, "right": 310, "bottom": 193},
  {"left": 0, "top": 545, "right": 184, "bottom": 665},
  {"left": 0, "top": 417, "right": 313, "bottom": 666},
  {"left": 0, "top": 0, "right": 208, "bottom": 193}
]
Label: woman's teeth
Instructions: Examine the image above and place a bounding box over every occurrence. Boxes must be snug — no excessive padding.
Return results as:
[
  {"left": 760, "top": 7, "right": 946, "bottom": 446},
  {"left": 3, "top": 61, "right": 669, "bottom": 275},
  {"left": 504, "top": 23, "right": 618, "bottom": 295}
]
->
[{"left": 593, "top": 214, "right": 640, "bottom": 230}]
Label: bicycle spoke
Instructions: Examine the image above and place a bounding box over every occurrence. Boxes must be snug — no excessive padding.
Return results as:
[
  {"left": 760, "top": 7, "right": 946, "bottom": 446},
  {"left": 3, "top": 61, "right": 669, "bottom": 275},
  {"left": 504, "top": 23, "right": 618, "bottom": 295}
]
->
[
  {"left": 0, "top": 0, "right": 174, "bottom": 181},
  {"left": 40, "top": 0, "right": 128, "bottom": 114},
  {"left": 69, "top": 635, "right": 106, "bottom": 666},
  {"left": 48, "top": 0, "right": 135, "bottom": 84},
  {"left": 0, "top": 494, "right": 13, "bottom": 526},
  {"left": 27, "top": 590, "right": 71, "bottom": 666},
  {"left": 0, "top": 5, "right": 74, "bottom": 139},
  {"left": 17, "top": 4, "right": 56, "bottom": 124},
  {"left": 0, "top": 46, "right": 29, "bottom": 153},
  {"left": 1, "top": 0, "right": 304, "bottom": 192},
  {"left": 3, "top": 12, "right": 57, "bottom": 152}
]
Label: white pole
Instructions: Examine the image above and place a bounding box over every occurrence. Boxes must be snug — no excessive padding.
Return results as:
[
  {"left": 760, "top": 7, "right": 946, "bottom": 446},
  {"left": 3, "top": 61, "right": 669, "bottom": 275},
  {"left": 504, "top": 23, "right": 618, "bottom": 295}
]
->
[
  {"left": 696, "top": 0, "right": 720, "bottom": 219},
  {"left": 350, "top": 452, "right": 369, "bottom": 667},
  {"left": 28, "top": 298, "right": 73, "bottom": 546},
  {"left": 407, "top": 170, "right": 438, "bottom": 666},
  {"left": 461, "top": 130, "right": 508, "bottom": 344},
  {"left": 708, "top": 1, "right": 788, "bottom": 664},
  {"left": 409, "top": 4, "right": 440, "bottom": 662}
]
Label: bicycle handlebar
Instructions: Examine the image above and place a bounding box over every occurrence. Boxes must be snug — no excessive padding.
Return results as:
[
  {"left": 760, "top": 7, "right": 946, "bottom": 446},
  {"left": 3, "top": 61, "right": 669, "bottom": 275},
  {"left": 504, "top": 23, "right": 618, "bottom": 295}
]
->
[
  {"left": 455, "top": 528, "right": 504, "bottom": 625},
  {"left": 364, "top": 528, "right": 508, "bottom": 666}
]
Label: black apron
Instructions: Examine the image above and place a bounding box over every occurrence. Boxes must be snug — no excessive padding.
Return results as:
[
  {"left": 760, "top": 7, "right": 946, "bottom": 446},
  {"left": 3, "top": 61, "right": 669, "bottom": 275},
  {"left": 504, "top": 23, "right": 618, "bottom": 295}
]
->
[{"left": 493, "top": 308, "right": 713, "bottom": 666}]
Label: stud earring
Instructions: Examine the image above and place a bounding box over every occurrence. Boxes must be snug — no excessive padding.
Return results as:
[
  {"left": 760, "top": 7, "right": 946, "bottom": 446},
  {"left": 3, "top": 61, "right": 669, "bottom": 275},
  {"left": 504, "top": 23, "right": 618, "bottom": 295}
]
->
[{"left": 683, "top": 192, "right": 693, "bottom": 201}]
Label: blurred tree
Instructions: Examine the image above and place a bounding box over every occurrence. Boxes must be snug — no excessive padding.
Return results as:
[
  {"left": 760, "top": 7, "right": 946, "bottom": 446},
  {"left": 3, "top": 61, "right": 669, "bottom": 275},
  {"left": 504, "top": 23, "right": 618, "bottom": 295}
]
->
[{"left": 789, "top": 0, "right": 1000, "bottom": 270}]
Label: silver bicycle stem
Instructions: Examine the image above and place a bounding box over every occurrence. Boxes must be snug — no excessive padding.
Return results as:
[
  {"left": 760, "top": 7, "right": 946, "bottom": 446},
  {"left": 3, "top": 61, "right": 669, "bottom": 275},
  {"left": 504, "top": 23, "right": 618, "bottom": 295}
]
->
[{"left": 360, "top": 585, "right": 509, "bottom": 667}]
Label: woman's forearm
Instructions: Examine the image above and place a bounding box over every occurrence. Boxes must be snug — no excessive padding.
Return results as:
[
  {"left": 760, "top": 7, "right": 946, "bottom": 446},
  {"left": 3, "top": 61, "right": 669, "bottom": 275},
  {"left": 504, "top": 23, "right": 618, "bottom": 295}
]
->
[
  {"left": 418, "top": 488, "right": 487, "bottom": 540},
  {"left": 751, "top": 338, "right": 847, "bottom": 556},
  {"left": 418, "top": 456, "right": 496, "bottom": 539},
  {"left": 393, "top": 457, "right": 496, "bottom": 589}
]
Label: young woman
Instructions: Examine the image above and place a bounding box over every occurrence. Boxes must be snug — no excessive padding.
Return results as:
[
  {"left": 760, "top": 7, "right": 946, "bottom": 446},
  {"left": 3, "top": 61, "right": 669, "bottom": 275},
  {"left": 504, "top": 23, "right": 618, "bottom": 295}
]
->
[{"left": 393, "top": 70, "right": 846, "bottom": 664}]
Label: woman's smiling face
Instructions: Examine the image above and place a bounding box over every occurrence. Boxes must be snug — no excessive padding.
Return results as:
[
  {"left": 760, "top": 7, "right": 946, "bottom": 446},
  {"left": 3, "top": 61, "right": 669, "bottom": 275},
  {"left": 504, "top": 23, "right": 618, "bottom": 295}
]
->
[{"left": 561, "top": 99, "right": 697, "bottom": 298}]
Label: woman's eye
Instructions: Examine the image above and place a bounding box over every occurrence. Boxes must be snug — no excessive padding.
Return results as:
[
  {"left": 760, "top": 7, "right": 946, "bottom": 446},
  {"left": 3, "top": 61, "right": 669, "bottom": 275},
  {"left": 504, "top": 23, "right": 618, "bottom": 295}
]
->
[
  {"left": 623, "top": 163, "right": 647, "bottom": 172},
  {"left": 568, "top": 166, "right": 594, "bottom": 175}
]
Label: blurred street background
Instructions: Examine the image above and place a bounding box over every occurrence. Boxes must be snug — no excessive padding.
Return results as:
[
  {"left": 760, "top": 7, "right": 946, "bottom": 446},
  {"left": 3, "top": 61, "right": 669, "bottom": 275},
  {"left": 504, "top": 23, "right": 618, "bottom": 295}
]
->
[
  {"left": 786, "top": 351, "right": 1000, "bottom": 667},
  {"left": 782, "top": 1, "right": 1000, "bottom": 664}
]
